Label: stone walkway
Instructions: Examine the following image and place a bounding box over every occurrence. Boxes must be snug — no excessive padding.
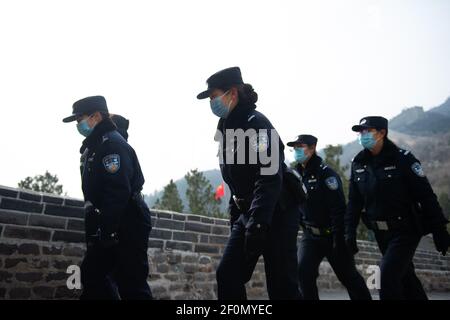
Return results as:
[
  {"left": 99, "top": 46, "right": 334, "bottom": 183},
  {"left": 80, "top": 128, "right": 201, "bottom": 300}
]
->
[{"left": 319, "top": 290, "right": 450, "bottom": 300}]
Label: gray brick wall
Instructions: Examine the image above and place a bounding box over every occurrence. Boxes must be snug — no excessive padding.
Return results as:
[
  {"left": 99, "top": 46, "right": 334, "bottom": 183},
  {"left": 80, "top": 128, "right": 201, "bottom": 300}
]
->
[{"left": 0, "top": 185, "right": 449, "bottom": 299}]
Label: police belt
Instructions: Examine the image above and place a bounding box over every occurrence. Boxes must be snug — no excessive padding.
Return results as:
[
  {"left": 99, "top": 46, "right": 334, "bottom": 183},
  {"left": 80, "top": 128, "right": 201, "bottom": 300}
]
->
[
  {"left": 301, "top": 221, "right": 332, "bottom": 237},
  {"left": 365, "top": 216, "right": 410, "bottom": 231}
]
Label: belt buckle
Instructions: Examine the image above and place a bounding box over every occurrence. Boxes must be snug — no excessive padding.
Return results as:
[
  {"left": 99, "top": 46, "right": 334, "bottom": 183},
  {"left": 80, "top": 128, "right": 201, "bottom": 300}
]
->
[
  {"left": 376, "top": 221, "right": 389, "bottom": 231},
  {"left": 311, "top": 227, "right": 321, "bottom": 236}
]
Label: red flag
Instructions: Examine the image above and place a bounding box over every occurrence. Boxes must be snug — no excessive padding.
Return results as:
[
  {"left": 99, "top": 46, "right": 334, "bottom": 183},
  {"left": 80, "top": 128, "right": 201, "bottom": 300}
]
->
[{"left": 215, "top": 182, "right": 225, "bottom": 200}]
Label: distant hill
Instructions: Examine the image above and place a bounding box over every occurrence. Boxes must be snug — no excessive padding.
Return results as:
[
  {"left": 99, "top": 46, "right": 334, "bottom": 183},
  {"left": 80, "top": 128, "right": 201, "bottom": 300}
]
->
[
  {"left": 339, "top": 96, "right": 450, "bottom": 198},
  {"left": 389, "top": 98, "right": 450, "bottom": 135}
]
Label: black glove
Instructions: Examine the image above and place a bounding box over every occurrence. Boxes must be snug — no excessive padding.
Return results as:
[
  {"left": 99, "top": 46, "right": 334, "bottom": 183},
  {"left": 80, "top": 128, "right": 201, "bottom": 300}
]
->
[
  {"left": 432, "top": 227, "right": 450, "bottom": 256},
  {"left": 345, "top": 235, "right": 359, "bottom": 255},
  {"left": 244, "top": 224, "right": 269, "bottom": 262}
]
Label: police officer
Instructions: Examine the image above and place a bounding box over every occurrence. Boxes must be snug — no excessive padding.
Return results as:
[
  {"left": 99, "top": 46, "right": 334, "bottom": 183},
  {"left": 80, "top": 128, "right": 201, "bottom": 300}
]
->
[
  {"left": 110, "top": 114, "right": 130, "bottom": 141},
  {"left": 63, "top": 96, "right": 153, "bottom": 300},
  {"left": 197, "top": 67, "right": 302, "bottom": 300},
  {"left": 345, "top": 116, "right": 450, "bottom": 300},
  {"left": 288, "top": 134, "right": 372, "bottom": 300}
]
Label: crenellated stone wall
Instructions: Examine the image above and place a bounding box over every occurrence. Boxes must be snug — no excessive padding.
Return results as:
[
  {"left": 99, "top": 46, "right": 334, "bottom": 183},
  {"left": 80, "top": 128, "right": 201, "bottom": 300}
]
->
[{"left": 0, "top": 185, "right": 449, "bottom": 299}]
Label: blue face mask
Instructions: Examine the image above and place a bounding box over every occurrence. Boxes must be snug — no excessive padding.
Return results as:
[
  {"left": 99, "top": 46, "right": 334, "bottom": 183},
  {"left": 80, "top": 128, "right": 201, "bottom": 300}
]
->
[
  {"left": 294, "top": 148, "right": 309, "bottom": 164},
  {"left": 77, "top": 118, "right": 94, "bottom": 137},
  {"left": 358, "top": 132, "right": 377, "bottom": 150},
  {"left": 210, "top": 91, "right": 232, "bottom": 119}
]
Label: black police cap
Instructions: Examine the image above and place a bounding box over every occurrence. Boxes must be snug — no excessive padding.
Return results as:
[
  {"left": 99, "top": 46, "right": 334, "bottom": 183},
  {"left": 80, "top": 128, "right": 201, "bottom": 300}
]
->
[
  {"left": 197, "top": 67, "right": 244, "bottom": 100},
  {"left": 62, "top": 95, "right": 109, "bottom": 123},
  {"left": 287, "top": 134, "right": 318, "bottom": 147},
  {"left": 352, "top": 116, "right": 388, "bottom": 132}
]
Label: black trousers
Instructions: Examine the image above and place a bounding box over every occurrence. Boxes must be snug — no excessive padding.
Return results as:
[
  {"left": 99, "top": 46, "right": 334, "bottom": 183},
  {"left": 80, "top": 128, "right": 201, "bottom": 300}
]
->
[
  {"left": 216, "top": 205, "right": 301, "bottom": 300},
  {"left": 374, "top": 230, "right": 428, "bottom": 300},
  {"left": 298, "top": 231, "right": 372, "bottom": 300},
  {"left": 80, "top": 222, "right": 153, "bottom": 300}
]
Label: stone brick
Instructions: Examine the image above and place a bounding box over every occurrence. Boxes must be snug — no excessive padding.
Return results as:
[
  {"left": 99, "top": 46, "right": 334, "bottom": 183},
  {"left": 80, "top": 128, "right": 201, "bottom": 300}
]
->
[
  {"left": 200, "top": 235, "right": 209, "bottom": 243},
  {"left": 0, "top": 210, "right": 29, "bottom": 225},
  {"left": 200, "top": 217, "right": 215, "bottom": 224},
  {"left": 9, "top": 287, "right": 32, "bottom": 299},
  {"left": 164, "top": 274, "right": 180, "bottom": 281},
  {"left": 18, "top": 243, "right": 40, "bottom": 255},
  {"left": 63, "top": 199, "right": 84, "bottom": 207},
  {"left": 0, "top": 198, "right": 43, "bottom": 213},
  {"left": 195, "top": 244, "right": 220, "bottom": 254},
  {"left": 156, "top": 211, "right": 172, "bottom": 219},
  {"left": 67, "top": 219, "right": 84, "bottom": 231},
  {"left": 3, "top": 226, "right": 51, "bottom": 241},
  {"left": 52, "top": 230, "right": 84, "bottom": 243},
  {"left": 166, "top": 241, "right": 193, "bottom": 252},
  {"left": 156, "top": 218, "right": 184, "bottom": 230},
  {"left": 199, "top": 256, "right": 212, "bottom": 265},
  {"left": 19, "top": 191, "right": 42, "bottom": 203},
  {"left": 148, "top": 239, "right": 164, "bottom": 249},
  {"left": 185, "top": 222, "right": 211, "bottom": 234},
  {"left": 183, "top": 263, "right": 198, "bottom": 273},
  {"left": 62, "top": 246, "right": 85, "bottom": 257},
  {"left": 5, "top": 258, "right": 27, "bottom": 268},
  {"left": 46, "top": 272, "right": 69, "bottom": 282},
  {"left": 45, "top": 204, "right": 84, "bottom": 219},
  {"left": 29, "top": 214, "right": 66, "bottom": 229},
  {"left": 33, "top": 286, "right": 55, "bottom": 299},
  {"left": 214, "top": 219, "right": 229, "bottom": 226},
  {"left": 42, "top": 195, "right": 64, "bottom": 205},
  {"left": 151, "top": 285, "right": 168, "bottom": 295},
  {"left": 209, "top": 235, "right": 228, "bottom": 245},
  {"left": 211, "top": 225, "right": 229, "bottom": 236},
  {"left": 0, "top": 243, "right": 18, "bottom": 255},
  {"left": 0, "top": 271, "right": 14, "bottom": 282},
  {"left": 186, "top": 215, "right": 201, "bottom": 222},
  {"left": 150, "top": 228, "right": 172, "bottom": 240},
  {"left": 167, "top": 253, "right": 182, "bottom": 264},
  {"left": 172, "top": 213, "right": 186, "bottom": 221},
  {"left": 16, "top": 272, "right": 43, "bottom": 283},
  {"left": 156, "top": 264, "right": 169, "bottom": 273},
  {"left": 53, "top": 259, "right": 74, "bottom": 270},
  {"left": 42, "top": 245, "right": 63, "bottom": 255},
  {"left": 0, "top": 288, "right": 6, "bottom": 298},
  {"left": 182, "top": 255, "right": 198, "bottom": 263},
  {"left": 173, "top": 231, "right": 198, "bottom": 243},
  {"left": 0, "top": 186, "right": 19, "bottom": 198},
  {"left": 194, "top": 273, "right": 207, "bottom": 282}
]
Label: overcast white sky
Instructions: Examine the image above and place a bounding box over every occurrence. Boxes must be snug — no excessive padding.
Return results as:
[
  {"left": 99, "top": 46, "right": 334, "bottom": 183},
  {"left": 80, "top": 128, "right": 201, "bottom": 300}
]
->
[{"left": 0, "top": 0, "right": 449, "bottom": 198}]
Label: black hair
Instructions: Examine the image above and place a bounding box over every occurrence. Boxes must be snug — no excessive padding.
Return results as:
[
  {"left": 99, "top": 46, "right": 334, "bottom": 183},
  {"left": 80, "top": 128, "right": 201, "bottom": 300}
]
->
[
  {"left": 222, "top": 83, "right": 258, "bottom": 106},
  {"left": 237, "top": 83, "right": 258, "bottom": 105}
]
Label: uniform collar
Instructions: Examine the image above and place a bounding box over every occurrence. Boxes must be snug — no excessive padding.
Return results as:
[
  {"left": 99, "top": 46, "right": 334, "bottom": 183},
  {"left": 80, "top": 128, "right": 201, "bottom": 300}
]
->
[
  {"left": 222, "top": 101, "right": 257, "bottom": 129},
  {"left": 297, "top": 153, "right": 323, "bottom": 176},
  {"left": 80, "top": 118, "right": 117, "bottom": 153},
  {"left": 354, "top": 139, "right": 398, "bottom": 164}
]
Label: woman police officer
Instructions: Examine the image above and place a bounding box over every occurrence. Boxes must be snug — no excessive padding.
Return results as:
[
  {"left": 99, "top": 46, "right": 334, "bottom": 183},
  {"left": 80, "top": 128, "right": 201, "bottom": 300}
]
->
[
  {"left": 197, "top": 67, "right": 302, "bottom": 300},
  {"left": 345, "top": 116, "right": 450, "bottom": 300}
]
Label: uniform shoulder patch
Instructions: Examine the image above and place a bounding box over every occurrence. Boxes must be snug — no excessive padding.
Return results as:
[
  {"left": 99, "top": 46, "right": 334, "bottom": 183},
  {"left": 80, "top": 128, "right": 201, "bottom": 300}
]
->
[
  {"left": 411, "top": 162, "right": 425, "bottom": 177},
  {"left": 103, "top": 154, "right": 121, "bottom": 174},
  {"left": 250, "top": 131, "right": 269, "bottom": 153},
  {"left": 325, "top": 176, "right": 339, "bottom": 190}
]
